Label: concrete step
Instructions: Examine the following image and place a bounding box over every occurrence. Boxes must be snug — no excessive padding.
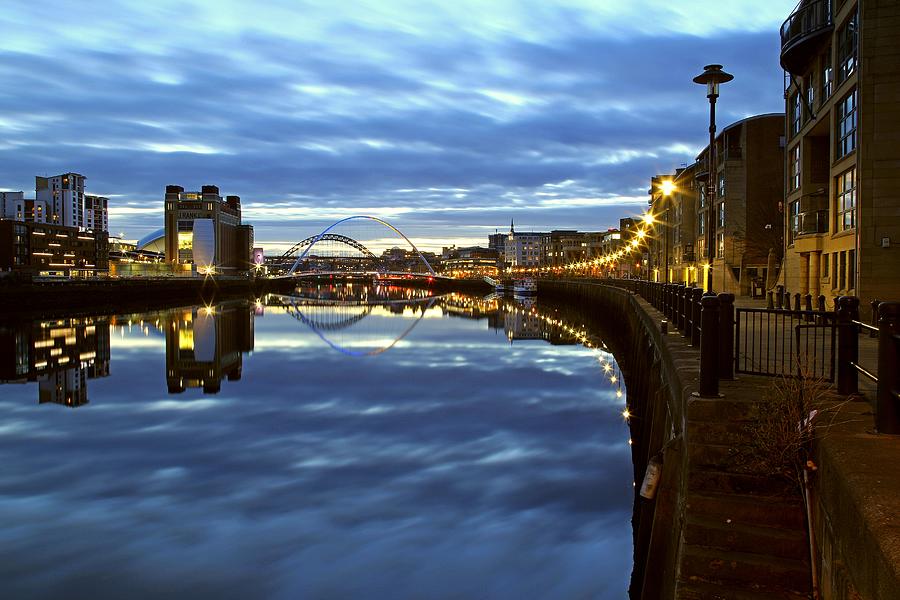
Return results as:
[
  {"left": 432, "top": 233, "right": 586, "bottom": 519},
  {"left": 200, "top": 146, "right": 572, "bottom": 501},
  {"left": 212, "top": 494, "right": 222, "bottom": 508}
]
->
[
  {"left": 683, "top": 515, "right": 809, "bottom": 560},
  {"left": 676, "top": 580, "right": 809, "bottom": 600},
  {"left": 685, "top": 491, "right": 806, "bottom": 531},
  {"left": 689, "top": 469, "right": 797, "bottom": 497},
  {"left": 678, "top": 544, "right": 810, "bottom": 594},
  {"left": 688, "top": 419, "right": 757, "bottom": 446},
  {"left": 687, "top": 396, "right": 761, "bottom": 422}
]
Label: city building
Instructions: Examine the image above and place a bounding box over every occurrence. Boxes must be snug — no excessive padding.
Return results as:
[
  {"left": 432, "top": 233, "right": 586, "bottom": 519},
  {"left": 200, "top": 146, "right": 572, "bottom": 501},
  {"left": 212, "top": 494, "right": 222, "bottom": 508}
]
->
[
  {"left": 694, "top": 113, "right": 785, "bottom": 295},
  {"left": 541, "top": 230, "right": 587, "bottom": 268},
  {"left": 0, "top": 219, "right": 109, "bottom": 277},
  {"left": 504, "top": 221, "right": 543, "bottom": 268},
  {"left": 164, "top": 185, "right": 254, "bottom": 274},
  {"left": 441, "top": 246, "right": 499, "bottom": 277},
  {"left": 84, "top": 194, "right": 109, "bottom": 233},
  {"left": 35, "top": 172, "right": 108, "bottom": 232},
  {"left": 648, "top": 163, "right": 701, "bottom": 286},
  {"left": 780, "top": 0, "right": 900, "bottom": 314},
  {"left": 1, "top": 191, "right": 48, "bottom": 224}
]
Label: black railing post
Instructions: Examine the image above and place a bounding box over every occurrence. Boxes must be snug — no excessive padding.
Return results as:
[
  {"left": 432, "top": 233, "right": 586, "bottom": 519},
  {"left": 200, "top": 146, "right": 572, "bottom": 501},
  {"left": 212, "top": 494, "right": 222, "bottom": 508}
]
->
[
  {"left": 679, "top": 285, "right": 689, "bottom": 335},
  {"left": 664, "top": 284, "right": 672, "bottom": 319},
  {"left": 876, "top": 302, "right": 900, "bottom": 434},
  {"left": 718, "top": 293, "right": 735, "bottom": 379},
  {"left": 818, "top": 294, "right": 826, "bottom": 312},
  {"left": 767, "top": 290, "right": 774, "bottom": 309},
  {"left": 837, "top": 296, "right": 860, "bottom": 395},
  {"left": 793, "top": 292, "right": 801, "bottom": 312},
  {"left": 691, "top": 288, "right": 703, "bottom": 347},
  {"left": 871, "top": 299, "right": 881, "bottom": 338},
  {"left": 699, "top": 294, "right": 721, "bottom": 397},
  {"left": 776, "top": 285, "right": 784, "bottom": 309},
  {"left": 804, "top": 293, "right": 813, "bottom": 322}
]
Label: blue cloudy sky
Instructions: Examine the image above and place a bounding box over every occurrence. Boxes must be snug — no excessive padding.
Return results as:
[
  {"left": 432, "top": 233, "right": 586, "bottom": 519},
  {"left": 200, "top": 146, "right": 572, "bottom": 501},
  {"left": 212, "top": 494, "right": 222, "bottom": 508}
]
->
[{"left": 0, "top": 0, "right": 792, "bottom": 251}]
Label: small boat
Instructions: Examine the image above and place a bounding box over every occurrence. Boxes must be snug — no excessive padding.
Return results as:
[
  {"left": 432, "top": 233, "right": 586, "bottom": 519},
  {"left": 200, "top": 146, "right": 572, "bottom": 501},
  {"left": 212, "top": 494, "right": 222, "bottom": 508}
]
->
[{"left": 513, "top": 278, "right": 537, "bottom": 295}]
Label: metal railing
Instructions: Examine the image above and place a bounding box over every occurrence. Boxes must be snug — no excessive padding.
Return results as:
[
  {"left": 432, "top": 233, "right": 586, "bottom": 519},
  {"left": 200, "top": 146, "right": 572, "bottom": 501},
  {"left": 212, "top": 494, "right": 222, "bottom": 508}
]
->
[
  {"left": 798, "top": 209, "right": 829, "bottom": 235},
  {"left": 597, "top": 278, "right": 900, "bottom": 433},
  {"left": 781, "top": 0, "right": 833, "bottom": 55}
]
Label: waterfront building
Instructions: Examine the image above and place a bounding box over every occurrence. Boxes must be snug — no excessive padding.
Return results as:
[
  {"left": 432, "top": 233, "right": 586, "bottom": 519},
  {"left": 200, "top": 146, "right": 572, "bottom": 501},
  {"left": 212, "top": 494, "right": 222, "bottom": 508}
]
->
[
  {"left": 84, "top": 195, "right": 109, "bottom": 233},
  {"left": 694, "top": 114, "right": 785, "bottom": 295},
  {"left": 488, "top": 231, "right": 506, "bottom": 254},
  {"left": 441, "top": 246, "right": 499, "bottom": 277},
  {"left": 1, "top": 191, "right": 48, "bottom": 224},
  {"left": 163, "top": 185, "right": 254, "bottom": 274},
  {"left": 780, "top": 0, "right": 900, "bottom": 314},
  {"left": 0, "top": 219, "right": 109, "bottom": 277},
  {"left": 541, "top": 230, "right": 586, "bottom": 268},
  {"left": 648, "top": 164, "right": 701, "bottom": 286},
  {"left": 35, "top": 172, "right": 96, "bottom": 230},
  {"left": 504, "top": 221, "right": 543, "bottom": 268}
]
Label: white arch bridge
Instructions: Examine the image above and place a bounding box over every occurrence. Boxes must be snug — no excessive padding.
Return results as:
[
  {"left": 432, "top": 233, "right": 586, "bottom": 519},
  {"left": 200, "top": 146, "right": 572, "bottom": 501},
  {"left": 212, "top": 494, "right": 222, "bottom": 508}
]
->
[{"left": 270, "top": 216, "right": 439, "bottom": 278}]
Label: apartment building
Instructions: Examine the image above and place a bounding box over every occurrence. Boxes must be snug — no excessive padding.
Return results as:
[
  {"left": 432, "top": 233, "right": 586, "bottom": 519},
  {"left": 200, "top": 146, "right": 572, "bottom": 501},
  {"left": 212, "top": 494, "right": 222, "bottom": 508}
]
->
[
  {"left": 780, "top": 0, "right": 900, "bottom": 314},
  {"left": 0, "top": 219, "right": 109, "bottom": 277},
  {"left": 692, "top": 114, "right": 785, "bottom": 295},
  {"left": 504, "top": 221, "right": 543, "bottom": 268}
]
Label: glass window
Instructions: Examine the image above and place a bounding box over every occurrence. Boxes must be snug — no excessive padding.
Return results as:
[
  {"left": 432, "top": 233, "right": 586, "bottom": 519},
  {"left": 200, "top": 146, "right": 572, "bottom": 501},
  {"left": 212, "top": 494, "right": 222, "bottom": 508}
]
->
[
  {"left": 836, "top": 168, "right": 856, "bottom": 231},
  {"left": 836, "top": 89, "right": 857, "bottom": 158},
  {"left": 698, "top": 213, "right": 705, "bottom": 235},
  {"left": 832, "top": 252, "right": 838, "bottom": 287},
  {"left": 790, "top": 92, "right": 802, "bottom": 136},
  {"left": 716, "top": 233, "right": 724, "bottom": 258},
  {"left": 837, "top": 11, "right": 857, "bottom": 83},
  {"left": 717, "top": 202, "right": 725, "bottom": 229},
  {"left": 822, "top": 47, "right": 833, "bottom": 99},
  {"left": 717, "top": 172, "right": 725, "bottom": 198},
  {"left": 789, "top": 200, "right": 800, "bottom": 243},
  {"left": 699, "top": 184, "right": 706, "bottom": 209},
  {"left": 789, "top": 144, "right": 801, "bottom": 191},
  {"left": 839, "top": 251, "right": 847, "bottom": 290},
  {"left": 806, "top": 75, "right": 815, "bottom": 111},
  {"left": 848, "top": 249, "right": 856, "bottom": 290},
  {"left": 822, "top": 253, "right": 830, "bottom": 280}
]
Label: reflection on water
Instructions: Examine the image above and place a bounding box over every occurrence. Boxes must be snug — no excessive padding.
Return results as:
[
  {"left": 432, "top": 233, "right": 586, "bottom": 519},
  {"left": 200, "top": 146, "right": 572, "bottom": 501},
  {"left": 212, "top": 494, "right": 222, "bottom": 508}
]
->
[{"left": 0, "top": 284, "right": 632, "bottom": 599}]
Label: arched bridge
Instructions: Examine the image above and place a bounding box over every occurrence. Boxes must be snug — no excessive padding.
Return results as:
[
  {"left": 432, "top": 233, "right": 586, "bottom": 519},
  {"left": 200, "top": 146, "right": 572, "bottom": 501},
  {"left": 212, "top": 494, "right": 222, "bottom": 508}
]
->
[{"left": 282, "top": 215, "right": 437, "bottom": 277}]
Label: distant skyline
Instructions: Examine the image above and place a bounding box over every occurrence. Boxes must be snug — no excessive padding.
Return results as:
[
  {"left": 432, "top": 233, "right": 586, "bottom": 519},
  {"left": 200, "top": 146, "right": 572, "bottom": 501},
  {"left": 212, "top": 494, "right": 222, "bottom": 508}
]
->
[{"left": 0, "top": 0, "right": 792, "bottom": 252}]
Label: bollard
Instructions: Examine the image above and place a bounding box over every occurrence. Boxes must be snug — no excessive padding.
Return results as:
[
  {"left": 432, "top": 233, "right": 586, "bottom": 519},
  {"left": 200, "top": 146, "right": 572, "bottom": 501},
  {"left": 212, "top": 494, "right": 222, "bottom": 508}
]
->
[
  {"left": 784, "top": 289, "right": 792, "bottom": 311},
  {"left": 691, "top": 288, "right": 704, "bottom": 347},
  {"left": 817, "top": 294, "right": 827, "bottom": 325},
  {"left": 698, "top": 294, "right": 721, "bottom": 397},
  {"left": 818, "top": 295, "right": 826, "bottom": 312},
  {"left": 767, "top": 290, "right": 774, "bottom": 310},
  {"left": 793, "top": 292, "right": 801, "bottom": 312},
  {"left": 871, "top": 299, "right": 881, "bottom": 338},
  {"left": 661, "top": 319, "right": 668, "bottom": 335},
  {"left": 875, "top": 303, "right": 900, "bottom": 434},
  {"left": 836, "top": 296, "right": 860, "bottom": 395},
  {"left": 718, "top": 293, "right": 735, "bottom": 379},
  {"left": 776, "top": 285, "right": 784, "bottom": 309},
  {"left": 805, "top": 293, "right": 813, "bottom": 322}
]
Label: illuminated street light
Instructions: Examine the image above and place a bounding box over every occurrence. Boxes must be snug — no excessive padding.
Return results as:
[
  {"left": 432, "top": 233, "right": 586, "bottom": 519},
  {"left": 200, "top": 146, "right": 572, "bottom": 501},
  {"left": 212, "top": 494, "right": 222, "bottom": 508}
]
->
[{"left": 693, "top": 64, "right": 733, "bottom": 291}]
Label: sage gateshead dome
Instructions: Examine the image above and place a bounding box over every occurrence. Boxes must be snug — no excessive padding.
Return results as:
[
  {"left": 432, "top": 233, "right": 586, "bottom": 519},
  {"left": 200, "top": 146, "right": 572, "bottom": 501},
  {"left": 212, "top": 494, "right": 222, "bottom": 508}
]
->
[{"left": 163, "top": 185, "right": 254, "bottom": 274}]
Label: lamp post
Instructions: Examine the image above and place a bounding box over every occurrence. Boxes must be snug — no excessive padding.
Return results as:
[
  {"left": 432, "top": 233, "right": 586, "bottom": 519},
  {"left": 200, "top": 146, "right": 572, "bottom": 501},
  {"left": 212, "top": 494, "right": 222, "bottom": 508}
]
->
[{"left": 693, "top": 64, "right": 733, "bottom": 292}]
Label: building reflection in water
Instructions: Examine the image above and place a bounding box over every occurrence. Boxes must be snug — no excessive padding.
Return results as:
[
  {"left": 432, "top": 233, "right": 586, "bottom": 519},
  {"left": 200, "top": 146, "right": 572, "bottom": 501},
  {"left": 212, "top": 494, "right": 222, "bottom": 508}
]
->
[
  {"left": 165, "top": 301, "right": 254, "bottom": 394},
  {"left": 442, "top": 293, "right": 580, "bottom": 345},
  {"left": 0, "top": 316, "right": 111, "bottom": 407}
]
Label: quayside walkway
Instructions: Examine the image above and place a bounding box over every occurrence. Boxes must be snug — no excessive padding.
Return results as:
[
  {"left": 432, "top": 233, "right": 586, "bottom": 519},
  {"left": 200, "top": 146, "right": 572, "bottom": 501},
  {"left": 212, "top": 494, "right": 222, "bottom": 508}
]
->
[{"left": 543, "top": 279, "right": 900, "bottom": 600}]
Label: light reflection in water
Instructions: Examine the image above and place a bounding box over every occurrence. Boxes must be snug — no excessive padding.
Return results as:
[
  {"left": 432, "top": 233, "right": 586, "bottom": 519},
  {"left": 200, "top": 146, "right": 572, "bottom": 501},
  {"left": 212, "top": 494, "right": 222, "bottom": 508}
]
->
[{"left": 0, "top": 284, "right": 633, "bottom": 599}]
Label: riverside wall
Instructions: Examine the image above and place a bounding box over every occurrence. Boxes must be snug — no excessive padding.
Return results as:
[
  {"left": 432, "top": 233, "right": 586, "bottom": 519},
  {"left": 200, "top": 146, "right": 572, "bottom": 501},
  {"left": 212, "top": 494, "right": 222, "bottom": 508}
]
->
[{"left": 540, "top": 279, "right": 900, "bottom": 600}]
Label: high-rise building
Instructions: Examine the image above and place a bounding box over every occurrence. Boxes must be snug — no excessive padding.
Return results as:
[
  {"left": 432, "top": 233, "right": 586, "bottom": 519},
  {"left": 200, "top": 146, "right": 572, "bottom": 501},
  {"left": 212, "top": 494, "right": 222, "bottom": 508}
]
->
[
  {"left": 35, "top": 172, "right": 86, "bottom": 229},
  {"left": 780, "top": 0, "right": 900, "bottom": 316},
  {"left": 163, "top": 185, "right": 254, "bottom": 273},
  {"left": 0, "top": 191, "right": 48, "bottom": 224},
  {"left": 84, "top": 195, "right": 109, "bottom": 233},
  {"left": 504, "top": 220, "right": 543, "bottom": 268}
]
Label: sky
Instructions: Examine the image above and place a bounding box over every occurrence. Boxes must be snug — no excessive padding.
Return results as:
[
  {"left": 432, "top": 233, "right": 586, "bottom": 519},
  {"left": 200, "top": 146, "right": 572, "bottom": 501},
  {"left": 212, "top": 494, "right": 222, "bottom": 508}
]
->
[{"left": 0, "top": 0, "right": 793, "bottom": 253}]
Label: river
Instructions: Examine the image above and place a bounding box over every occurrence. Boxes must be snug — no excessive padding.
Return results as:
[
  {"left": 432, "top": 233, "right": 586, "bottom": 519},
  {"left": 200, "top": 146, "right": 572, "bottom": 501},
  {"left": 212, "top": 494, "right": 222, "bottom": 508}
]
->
[{"left": 0, "top": 283, "right": 633, "bottom": 599}]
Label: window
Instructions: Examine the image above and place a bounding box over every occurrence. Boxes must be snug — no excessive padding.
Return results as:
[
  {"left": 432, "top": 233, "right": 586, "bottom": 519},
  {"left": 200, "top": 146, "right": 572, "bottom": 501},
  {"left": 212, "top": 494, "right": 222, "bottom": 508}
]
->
[
  {"left": 699, "top": 184, "right": 706, "bottom": 208},
  {"left": 805, "top": 74, "right": 815, "bottom": 111},
  {"left": 839, "top": 251, "right": 847, "bottom": 290},
  {"left": 836, "top": 89, "right": 857, "bottom": 158},
  {"left": 698, "top": 213, "right": 705, "bottom": 235},
  {"left": 832, "top": 252, "right": 838, "bottom": 287},
  {"left": 717, "top": 233, "right": 724, "bottom": 258},
  {"left": 837, "top": 11, "right": 857, "bottom": 83},
  {"left": 717, "top": 202, "right": 725, "bottom": 229},
  {"left": 848, "top": 249, "right": 856, "bottom": 290},
  {"left": 789, "top": 200, "right": 800, "bottom": 243},
  {"left": 822, "top": 253, "right": 830, "bottom": 280},
  {"left": 822, "top": 47, "right": 833, "bottom": 99},
  {"left": 790, "top": 92, "right": 802, "bottom": 136},
  {"left": 836, "top": 168, "right": 856, "bottom": 231},
  {"left": 717, "top": 172, "right": 725, "bottom": 198},
  {"left": 789, "top": 144, "right": 801, "bottom": 191}
]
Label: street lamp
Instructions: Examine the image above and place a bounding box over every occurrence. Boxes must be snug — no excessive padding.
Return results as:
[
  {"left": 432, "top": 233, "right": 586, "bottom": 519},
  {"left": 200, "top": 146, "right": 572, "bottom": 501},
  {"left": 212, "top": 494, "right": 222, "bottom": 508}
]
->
[{"left": 693, "top": 64, "right": 733, "bottom": 292}]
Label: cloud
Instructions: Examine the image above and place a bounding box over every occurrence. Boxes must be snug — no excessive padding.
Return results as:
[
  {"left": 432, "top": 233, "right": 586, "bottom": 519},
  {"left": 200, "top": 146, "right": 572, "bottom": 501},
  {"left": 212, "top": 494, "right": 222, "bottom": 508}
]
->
[{"left": 0, "top": 0, "right": 791, "bottom": 248}]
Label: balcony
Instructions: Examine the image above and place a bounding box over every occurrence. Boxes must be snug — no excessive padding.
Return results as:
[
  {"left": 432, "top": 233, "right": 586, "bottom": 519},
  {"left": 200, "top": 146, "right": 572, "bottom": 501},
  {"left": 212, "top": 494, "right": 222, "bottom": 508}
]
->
[
  {"left": 798, "top": 209, "right": 829, "bottom": 235},
  {"left": 781, "top": 0, "right": 833, "bottom": 75}
]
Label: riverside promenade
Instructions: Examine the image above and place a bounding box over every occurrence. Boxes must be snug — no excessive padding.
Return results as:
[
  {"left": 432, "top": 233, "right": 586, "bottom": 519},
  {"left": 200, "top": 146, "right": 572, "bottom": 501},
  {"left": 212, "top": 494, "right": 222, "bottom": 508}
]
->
[{"left": 544, "top": 280, "right": 900, "bottom": 600}]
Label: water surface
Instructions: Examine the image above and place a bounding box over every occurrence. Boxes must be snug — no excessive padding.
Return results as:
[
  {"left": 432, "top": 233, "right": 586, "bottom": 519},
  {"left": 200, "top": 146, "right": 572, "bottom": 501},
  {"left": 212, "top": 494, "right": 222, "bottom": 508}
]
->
[{"left": 0, "top": 285, "right": 633, "bottom": 599}]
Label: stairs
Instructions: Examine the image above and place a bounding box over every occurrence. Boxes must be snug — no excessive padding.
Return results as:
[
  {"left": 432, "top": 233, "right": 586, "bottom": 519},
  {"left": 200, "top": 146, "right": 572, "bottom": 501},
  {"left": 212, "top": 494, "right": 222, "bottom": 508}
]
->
[{"left": 674, "top": 395, "right": 812, "bottom": 599}]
